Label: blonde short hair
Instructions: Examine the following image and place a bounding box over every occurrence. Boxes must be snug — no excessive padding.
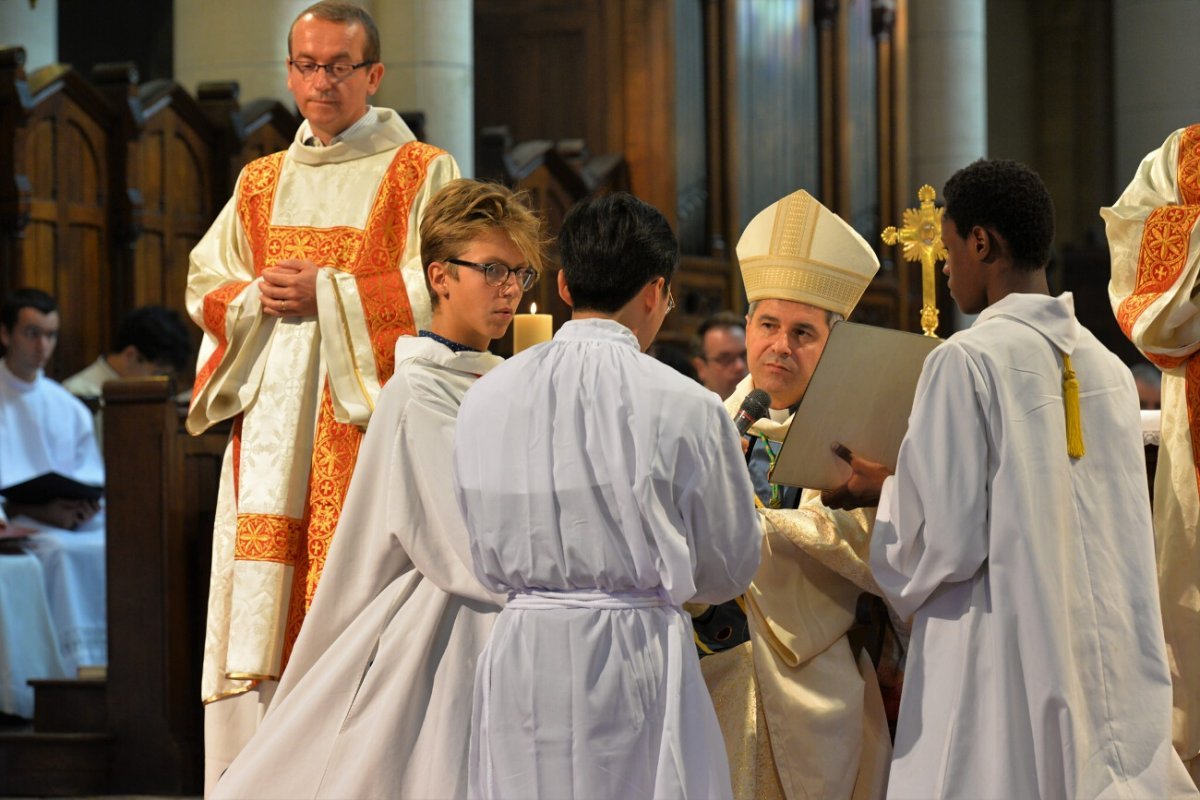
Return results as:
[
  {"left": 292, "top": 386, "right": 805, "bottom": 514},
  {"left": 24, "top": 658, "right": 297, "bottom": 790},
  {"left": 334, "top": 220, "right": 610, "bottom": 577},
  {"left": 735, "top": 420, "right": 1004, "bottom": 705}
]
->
[{"left": 420, "top": 179, "right": 546, "bottom": 309}]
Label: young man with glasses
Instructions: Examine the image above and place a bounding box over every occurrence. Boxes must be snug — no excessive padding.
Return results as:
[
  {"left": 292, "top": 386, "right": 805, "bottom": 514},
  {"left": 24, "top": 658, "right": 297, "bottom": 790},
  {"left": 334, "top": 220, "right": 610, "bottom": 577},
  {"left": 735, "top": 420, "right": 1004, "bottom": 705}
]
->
[
  {"left": 209, "top": 180, "right": 544, "bottom": 799},
  {"left": 453, "top": 191, "right": 761, "bottom": 799},
  {"left": 186, "top": 1, "right": 459, "bottom": 788},
  {"left": 691, "top": 310, "right": 749, "bottom": 400}
]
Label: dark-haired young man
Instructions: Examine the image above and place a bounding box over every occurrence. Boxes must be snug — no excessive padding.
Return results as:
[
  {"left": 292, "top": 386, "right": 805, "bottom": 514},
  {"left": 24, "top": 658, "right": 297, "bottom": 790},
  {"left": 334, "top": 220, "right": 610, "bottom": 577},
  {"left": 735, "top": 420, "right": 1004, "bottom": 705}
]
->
[
  {"left": 453, "top": 192, "right": 761, "bottom": 799},
  {"left": 64, "top": 305, "right": 191, "bottom": 396},
  {"left": 825, "top": 159, "right": 1196, "bottom": 798},
  {"left": 64, "top": 305, "right": 192, "bottom": 442},
  {"left": 0, "top": 288, "right": 107, "bottom": 716}
]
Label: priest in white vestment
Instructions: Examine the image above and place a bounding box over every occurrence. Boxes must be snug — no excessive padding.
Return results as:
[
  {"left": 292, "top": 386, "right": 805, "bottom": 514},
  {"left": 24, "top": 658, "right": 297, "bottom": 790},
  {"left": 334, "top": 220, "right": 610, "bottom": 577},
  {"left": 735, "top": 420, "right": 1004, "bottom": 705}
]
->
[
  {"left": 1105, "top": 124, "right": 1200, "bottom": 784},
  {"left": 0, "top": 288, "right": 107, "bottom": 712},
  {"left": 454, "top": 192, "right": 761, "bottom": 799},
  {"left": 699, "top": 190, "right": 891, "bottom": 800},
  {"left": 187, "top": 5, "right": 458, "bottom": 786},
  {"left": 208, "top": 180, "right": 544, "bottom": 799},
  {"left": 828, "top": 159, "right": 1196, "bottom": 799}
]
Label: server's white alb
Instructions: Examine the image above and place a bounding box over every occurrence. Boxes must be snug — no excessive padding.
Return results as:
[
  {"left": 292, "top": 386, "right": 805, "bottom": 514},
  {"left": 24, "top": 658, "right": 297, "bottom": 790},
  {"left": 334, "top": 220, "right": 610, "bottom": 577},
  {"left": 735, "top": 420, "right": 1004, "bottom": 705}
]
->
[
  {"left": 871, "top": 293, "right": 1196, "bottom": 799},
  {"left": 210, "top": 335, "right": 504, "bottom": 799},
  {"left": 454, "top": 318, "right": 761, "bottom": 799}
]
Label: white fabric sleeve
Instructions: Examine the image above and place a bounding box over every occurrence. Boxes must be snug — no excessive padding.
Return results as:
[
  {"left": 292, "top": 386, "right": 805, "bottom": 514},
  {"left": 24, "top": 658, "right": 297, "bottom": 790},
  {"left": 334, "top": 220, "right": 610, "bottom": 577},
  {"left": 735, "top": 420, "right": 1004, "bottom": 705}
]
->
[
  {"left": 679, "top": 397, "right": 763, "bottom": 604},
  {"left": 184, "top": 179, "right": 272, "bottom": 434},
  {"left": 870, "top": 341, "right": 990, "bottom": 620},
  {"left": 395, "top": 388, "right": 504, "bottom": 605}
]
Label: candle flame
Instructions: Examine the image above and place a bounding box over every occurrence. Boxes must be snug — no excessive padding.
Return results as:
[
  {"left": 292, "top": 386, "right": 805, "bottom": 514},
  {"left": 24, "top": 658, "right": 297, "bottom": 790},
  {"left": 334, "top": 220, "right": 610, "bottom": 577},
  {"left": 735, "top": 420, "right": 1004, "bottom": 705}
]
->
[{"left": 530, "top": 302, "right": 537, "bottom": 314}]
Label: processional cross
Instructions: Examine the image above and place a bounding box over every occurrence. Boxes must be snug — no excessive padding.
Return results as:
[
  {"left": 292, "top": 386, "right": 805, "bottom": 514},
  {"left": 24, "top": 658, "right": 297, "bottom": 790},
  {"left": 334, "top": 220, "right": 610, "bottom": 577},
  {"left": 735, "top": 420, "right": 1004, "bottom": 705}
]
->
[{"left": 881, "top": 185, "right": 947, "bottom": 337}]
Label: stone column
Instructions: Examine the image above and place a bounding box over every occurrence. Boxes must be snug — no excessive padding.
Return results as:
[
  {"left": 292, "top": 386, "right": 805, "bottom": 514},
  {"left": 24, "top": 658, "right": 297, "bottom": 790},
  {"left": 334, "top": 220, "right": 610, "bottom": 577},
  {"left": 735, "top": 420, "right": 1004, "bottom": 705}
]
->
[
  {"left": 907, "top": 0, "right": 986, "bottom": 330},
  {"left": 372, "top": 0, "right": 474, "bottom": 175},
  {"left": 1113, "top": 0, "right": 1200, "bottom": 184},
  {"left": 908, "top": 0, "right": 986, "bottom": 193},
  {"left": 0, "top": 0, "right": 57, "bottom": 71},
  {"left": 174, "top": 0, "right": 311, "bottom": 109}
]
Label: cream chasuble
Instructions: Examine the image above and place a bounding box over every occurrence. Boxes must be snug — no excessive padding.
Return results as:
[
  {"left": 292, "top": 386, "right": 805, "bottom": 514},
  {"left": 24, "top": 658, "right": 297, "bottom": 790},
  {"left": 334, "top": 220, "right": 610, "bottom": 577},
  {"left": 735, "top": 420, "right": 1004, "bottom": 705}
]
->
[
  {"left": 1105, "top": 124, "right": 1200, "bottom": 779},
  {"left": 700, "top": 374, "right": 891, "bottom": 800},
  {"left": 187, "top": 108, "right": 458, "bottom": 705}
]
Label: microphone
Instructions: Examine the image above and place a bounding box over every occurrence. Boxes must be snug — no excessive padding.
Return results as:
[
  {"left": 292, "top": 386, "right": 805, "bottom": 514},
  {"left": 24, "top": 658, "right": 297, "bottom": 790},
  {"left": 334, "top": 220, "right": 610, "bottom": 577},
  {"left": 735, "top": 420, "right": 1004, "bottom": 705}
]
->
[{"left": 733, "top": 389, "right": 771, "bottom": 436}]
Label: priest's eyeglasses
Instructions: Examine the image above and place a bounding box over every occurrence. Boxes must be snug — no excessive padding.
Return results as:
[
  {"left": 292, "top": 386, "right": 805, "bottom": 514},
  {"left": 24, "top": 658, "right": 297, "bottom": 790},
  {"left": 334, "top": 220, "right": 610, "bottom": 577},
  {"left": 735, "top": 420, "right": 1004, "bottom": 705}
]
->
[
  {"left": 448, "top": 259, "right": 538, "bottom": 291},
  {"left": 289, "top": 59, "right": 376, "bottom": 80}
]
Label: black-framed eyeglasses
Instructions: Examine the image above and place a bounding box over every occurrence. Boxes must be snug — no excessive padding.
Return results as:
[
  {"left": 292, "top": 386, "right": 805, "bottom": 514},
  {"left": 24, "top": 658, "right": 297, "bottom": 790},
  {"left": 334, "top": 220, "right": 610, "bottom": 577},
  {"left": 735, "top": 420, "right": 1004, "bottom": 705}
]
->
[
  {"left": 289, "top": 59, "right": 375, "bottom": 81},
  {"left": 448, "top": 258, "right": 538, "bottom": 291}
]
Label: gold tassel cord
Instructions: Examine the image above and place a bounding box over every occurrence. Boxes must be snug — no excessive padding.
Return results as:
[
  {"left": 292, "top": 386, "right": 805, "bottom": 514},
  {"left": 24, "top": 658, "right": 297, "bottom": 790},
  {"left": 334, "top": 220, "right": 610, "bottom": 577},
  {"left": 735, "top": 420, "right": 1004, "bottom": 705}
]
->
[{"left": 1062, "top": 353, "right": 1085, "bottom": 459}]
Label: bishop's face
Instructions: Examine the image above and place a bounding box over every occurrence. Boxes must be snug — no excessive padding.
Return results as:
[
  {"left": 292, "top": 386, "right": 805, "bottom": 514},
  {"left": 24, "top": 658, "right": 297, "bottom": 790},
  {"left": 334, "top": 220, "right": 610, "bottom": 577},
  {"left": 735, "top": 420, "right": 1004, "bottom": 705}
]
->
[{"left": 745, "top": 299, "right": 832, "bottom": 410}]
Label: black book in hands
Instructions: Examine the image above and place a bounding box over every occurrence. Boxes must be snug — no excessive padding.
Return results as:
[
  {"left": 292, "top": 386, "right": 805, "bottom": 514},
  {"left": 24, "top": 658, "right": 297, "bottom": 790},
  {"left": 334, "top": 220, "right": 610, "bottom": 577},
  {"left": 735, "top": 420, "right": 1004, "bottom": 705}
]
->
[{"left": 0, "top": 472, "right": 104, "bottom": 506}]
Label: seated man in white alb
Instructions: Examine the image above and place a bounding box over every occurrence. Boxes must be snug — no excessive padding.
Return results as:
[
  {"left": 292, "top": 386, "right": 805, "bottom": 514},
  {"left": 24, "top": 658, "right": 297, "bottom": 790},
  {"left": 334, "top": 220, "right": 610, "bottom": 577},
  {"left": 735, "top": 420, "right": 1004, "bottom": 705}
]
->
[{"left": 0, "top": 288, "right": 107, "bottom": 687}]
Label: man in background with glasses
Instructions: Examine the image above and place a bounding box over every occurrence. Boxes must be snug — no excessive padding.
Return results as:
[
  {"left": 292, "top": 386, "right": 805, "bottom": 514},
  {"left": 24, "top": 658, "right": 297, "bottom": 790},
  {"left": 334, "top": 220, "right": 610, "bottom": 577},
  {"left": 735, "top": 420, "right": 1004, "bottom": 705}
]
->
[
  {"left": 691, "top": 310, "right": 748, "bottom": 400},
  {"left": 185, "top": 2, "right": 458, "bottom": 790}
]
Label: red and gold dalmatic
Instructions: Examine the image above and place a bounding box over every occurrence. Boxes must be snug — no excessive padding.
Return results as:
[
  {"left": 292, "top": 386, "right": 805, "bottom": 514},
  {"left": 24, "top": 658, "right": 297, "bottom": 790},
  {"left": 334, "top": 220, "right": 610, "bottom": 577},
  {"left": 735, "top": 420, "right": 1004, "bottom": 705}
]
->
[
  {"left": 185, "top": 110, "right": 458, "bottom": 705},
  {"left": 1105, "top": 123, "right": 1200, "bottom": 782}
]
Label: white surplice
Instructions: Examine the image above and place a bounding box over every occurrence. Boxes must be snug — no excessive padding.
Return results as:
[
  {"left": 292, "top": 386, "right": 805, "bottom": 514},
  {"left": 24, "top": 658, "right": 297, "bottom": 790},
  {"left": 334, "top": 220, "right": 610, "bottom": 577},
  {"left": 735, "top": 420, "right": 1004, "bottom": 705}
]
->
[
  {"left": 0, "top": 554, "right": 68, "bottom": 717},
  {"left": 0, "top": 358, "right": 106, "bottom": 680},
  {"left": 210, "top": 335, "right": 503, "bottom": 799},
  {"left": 871, "top": 293, "right": 1196, "bottom": 799},
  {"left": 453, "top": 318, "right": 762, "bottom": 800}
]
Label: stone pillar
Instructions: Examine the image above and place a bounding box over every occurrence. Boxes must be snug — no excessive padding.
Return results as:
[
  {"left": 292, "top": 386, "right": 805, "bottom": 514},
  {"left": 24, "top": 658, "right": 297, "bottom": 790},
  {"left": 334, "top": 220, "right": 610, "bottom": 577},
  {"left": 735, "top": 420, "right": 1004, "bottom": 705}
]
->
[
  {"left": 908, "top": 0, "right": 986, "bottom": 330},
  {"left": 1113, "top": 0, "right": 1200, "bottom": 184},
  {"left": 174, "top": 0, "right": 311, "bottom": 110},
  {"left": 372, "top": 0, "right": 474, "bottom": 175},
  {"left": 908, "top": 0, "right": 986, "bottom": 193},
  {"left": 0, "top": 0, "right": 57, "bottom": 71}
]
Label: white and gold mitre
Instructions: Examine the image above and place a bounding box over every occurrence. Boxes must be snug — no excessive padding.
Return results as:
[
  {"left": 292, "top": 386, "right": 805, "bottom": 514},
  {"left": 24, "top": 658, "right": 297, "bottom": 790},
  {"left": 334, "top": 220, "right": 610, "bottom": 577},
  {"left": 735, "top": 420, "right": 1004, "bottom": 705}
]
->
[{"left": 736, "top": 189, "right": 880, "bottom": 317}]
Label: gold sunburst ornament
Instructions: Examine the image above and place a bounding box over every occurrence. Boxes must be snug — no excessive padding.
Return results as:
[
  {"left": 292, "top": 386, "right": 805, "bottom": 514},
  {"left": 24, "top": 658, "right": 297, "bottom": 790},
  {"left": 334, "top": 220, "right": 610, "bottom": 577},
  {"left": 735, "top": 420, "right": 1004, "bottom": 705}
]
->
[{"left": 882, "top": 184, "right": 947, "bottom": 337}]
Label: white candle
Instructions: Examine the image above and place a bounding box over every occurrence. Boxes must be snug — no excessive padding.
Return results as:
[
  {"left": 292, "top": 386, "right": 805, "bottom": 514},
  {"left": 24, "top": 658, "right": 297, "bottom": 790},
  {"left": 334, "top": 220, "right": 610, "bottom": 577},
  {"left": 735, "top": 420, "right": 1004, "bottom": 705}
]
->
[{"left": 512, "top": 302, "right": 553, "bottom": 354}]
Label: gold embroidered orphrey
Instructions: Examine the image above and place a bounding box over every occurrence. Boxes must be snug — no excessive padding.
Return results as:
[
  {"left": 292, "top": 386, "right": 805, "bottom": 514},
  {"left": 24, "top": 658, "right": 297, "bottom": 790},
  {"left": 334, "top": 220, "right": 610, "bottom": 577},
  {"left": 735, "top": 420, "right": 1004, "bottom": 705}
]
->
[{"left": 882, "top": 184, "right": 948, "bottom": 337}]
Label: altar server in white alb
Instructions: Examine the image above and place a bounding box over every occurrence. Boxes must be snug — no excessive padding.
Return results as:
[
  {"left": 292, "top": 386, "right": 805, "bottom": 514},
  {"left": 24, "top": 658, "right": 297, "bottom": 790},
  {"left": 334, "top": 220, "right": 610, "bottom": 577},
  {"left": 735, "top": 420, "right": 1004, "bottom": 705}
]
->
[
  {"left": 0, "top": 288, "right": 106, "bottom": 714},
  {"left": 185, "top": 1, "right": 457, "bottom": 785},
  {"left": 209, "top": 180, "right": 544, "bottom": 799},
  {"left": 1105, "top": 123, "right": 1200, "bottom": 783},
  {"left": 824, "top": 159, "right": 1197, "bottom": 799},
  {"left": 454, "top": 191, "right": 761, "bottom": 799}
]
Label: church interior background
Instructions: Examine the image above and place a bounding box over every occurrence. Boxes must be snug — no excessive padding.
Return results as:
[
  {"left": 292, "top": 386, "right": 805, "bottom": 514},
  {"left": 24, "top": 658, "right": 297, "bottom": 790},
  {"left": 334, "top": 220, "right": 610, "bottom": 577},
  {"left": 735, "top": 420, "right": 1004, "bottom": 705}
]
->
[{"left": 1, "top": 0, "right": 1198, "bottom": 793}]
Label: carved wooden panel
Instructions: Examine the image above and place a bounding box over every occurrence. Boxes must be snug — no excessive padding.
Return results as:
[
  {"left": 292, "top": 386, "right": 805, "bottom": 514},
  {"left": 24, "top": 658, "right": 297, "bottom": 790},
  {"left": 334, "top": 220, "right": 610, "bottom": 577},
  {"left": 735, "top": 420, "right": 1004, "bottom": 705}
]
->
[
  {"left": 104, "top": 378, "right": 225, "bottom": 793},
  {"left": 13, "top": 65, "right": 114, "bottom": 378},
  {"left": 130, "top": 83, "right": 215, "bottom": 322}
]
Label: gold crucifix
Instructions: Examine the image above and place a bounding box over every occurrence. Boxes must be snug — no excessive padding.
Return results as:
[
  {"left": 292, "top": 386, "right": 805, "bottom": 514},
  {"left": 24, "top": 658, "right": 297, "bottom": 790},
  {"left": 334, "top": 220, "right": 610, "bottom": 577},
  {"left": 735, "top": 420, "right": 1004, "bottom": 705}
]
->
[{"left": 882, "top": 185, "right": 947, "bottom": 337}]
